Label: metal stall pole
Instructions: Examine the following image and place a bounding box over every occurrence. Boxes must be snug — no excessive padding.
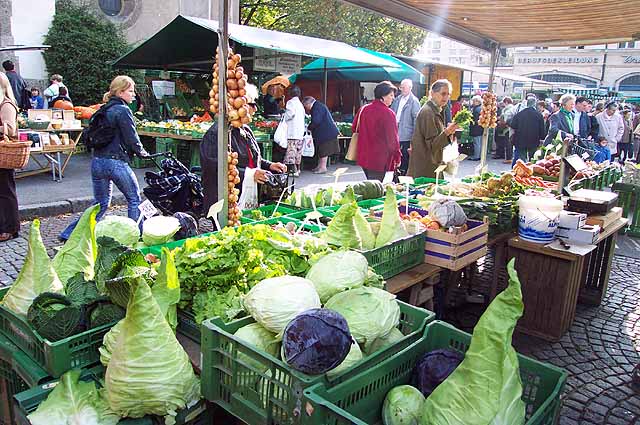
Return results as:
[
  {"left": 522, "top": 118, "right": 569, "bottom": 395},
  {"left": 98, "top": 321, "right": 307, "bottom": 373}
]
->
[
  {"left": 323, "top": 58, "right": 328, "bottom": 104},
  {"left": 479, "top": 44, "right": 500, "bottom": 173},
  {"left": 217, "top": 0, "right": 229, "bottom": 227}
]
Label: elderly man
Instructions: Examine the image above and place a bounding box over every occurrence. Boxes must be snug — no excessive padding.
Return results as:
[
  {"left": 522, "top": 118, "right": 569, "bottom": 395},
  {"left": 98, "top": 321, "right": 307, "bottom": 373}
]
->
[
  {"left": 510, "top": 96, "right": 546, "bottom": 166},
  {"left": 408, "top": 79, "right": 459, "bottom": 178},
  {"left": 545, "top": 93, "right": 576, "bottom": 144},
  {"left": 391, "top": 79, "right": 421, "bottom": 175},
  {"left": 597, "top": 102, "right": 625, "bottom": 159},
  {"left": 469, "top": 95, "right": 484, "bottom": 160}
]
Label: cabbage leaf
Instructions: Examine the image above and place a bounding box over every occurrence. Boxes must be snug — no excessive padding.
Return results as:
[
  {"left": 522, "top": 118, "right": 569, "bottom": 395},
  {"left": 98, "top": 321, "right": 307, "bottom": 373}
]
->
[
  {"left": 353, "top": 207, "right": 376, "bottom": 250},
  {"left": 95, "top": 237, "right": 128, "bottom": 294},
  {"left": 53, "top": 204, "right": 100, "bottom": 285},
  {"left": 375, "top": 186, "right": 408, "bottom": 248},
  {"left": 152, "top": 247, "right": 180, "bottom": 330},
  {"left": 420, "top": 258, "right": 526, "bottom": 425},
  {"left": 1, "top": 220, "right": 63, "bottom": 317},
  {"left": 306, "top": 251, "right": 368, "bottom": 303},
  {"left": 322, "top": 202, "right": 362, "bottom": 249},
  {"left": 104, "top": 276, "right": 200, "bottom": 418},
  {"left": 95, "top": 216, "right": 140, "bottom": 247},
  {"left": 27, "top": 369, "right": 119, "bottom": 425}
]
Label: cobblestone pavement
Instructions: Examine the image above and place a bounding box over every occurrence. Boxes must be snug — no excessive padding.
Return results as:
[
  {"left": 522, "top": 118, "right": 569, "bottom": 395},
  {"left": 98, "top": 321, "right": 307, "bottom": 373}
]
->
[{"left": 1, "top": 211, "right": 640, "bottom": 424}]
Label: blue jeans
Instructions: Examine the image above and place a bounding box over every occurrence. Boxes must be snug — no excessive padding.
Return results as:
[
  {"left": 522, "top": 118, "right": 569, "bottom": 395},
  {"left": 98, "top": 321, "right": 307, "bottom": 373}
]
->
[
  {"left": 60, "top": 157, "right": 141, "bottom": 240},
  {"left": 472, "top": 136, "right": 482, "bottom": 160}
]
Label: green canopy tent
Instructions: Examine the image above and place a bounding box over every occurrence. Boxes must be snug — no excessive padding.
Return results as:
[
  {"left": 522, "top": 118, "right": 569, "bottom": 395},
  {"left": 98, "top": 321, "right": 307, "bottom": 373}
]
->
[{"left": 290, "top": 48, "right": 425, "bottom": 83}]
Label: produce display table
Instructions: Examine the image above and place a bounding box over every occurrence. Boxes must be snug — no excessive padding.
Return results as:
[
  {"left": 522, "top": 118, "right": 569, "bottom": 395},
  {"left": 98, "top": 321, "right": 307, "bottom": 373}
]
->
[
  {"left": 507, "top": 217, "right": 627, "bottom": 341},
  {"left": 137, "top": 130, "right": 200, "bottom": 141},
  {"left": 385, "top": 263, "right": 442, "bottom": 311},
  {"left": 16, "top": 128, "right": 82, "bottom": 182}
]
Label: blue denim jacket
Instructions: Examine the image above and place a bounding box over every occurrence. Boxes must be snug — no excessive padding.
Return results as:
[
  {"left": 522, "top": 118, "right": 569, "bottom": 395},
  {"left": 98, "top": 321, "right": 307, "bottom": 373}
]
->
[{"left": 93, "top": 97, "right": 146, "bottom": 162}]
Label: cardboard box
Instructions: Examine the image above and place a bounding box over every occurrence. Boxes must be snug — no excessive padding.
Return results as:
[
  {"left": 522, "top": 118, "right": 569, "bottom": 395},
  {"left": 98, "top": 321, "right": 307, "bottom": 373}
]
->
[
  {"left": 586, "top": 207, "right": 623, "bottom": 229},
  {"left": 559, "top": 211, "right": 587, "bottom": 230},
  {"left": 556, "top": 224, "right": 601, "bottom": 245}
]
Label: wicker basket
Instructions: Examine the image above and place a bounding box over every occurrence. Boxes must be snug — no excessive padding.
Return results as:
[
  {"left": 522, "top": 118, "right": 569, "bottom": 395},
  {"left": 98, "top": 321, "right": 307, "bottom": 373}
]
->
[{"left": 0, "top": 140, "right": 31, "bottom": 169}]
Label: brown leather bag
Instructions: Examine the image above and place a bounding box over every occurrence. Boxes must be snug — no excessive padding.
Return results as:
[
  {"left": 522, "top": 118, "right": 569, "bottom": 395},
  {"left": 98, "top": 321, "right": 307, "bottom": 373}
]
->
[{"left": 345, "top": 104, "right": 369, "bottom": 161}]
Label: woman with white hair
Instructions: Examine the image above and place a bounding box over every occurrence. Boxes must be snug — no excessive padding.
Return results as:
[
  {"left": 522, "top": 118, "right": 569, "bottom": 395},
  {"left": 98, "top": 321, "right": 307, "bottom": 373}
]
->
[
  {"left": 0, "top": 73, "right": 20, "bottom": 241},
  {"left": 597, "top": 102, "right": 624, "bottom": 160},
  {"left": 545, "top": 93, "right": 576, "bottom": 144},
  {"left": 199, "top": 83, "right": 287, "bottom": 213},
  {"left": 469, "top": 95, "right": 484, "bottom": 160}
]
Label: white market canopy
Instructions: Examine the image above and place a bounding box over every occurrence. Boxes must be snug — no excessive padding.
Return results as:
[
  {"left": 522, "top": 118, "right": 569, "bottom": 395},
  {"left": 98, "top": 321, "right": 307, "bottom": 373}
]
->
[
  {"left": 339, "top": 0, "right": 640, "bottom": 50},
  {"left": 113, "top": 15, "right": 399, "bottom": 72}
]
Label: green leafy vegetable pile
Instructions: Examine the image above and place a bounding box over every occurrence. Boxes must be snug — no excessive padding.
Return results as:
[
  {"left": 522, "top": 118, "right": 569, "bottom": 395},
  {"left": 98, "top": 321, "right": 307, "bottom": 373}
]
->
[
  {"left": 174, "top": 224, "right": 330, "bottom": 324},
  {"left": 452, "top": 107, "right": 474, "bottom": 127}
]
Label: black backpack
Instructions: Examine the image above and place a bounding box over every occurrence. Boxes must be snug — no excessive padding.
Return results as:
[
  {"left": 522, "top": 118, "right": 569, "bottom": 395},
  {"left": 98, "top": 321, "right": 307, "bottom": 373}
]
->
[{"left": 82, "top": 102, "right": 118, "bottom": 150}]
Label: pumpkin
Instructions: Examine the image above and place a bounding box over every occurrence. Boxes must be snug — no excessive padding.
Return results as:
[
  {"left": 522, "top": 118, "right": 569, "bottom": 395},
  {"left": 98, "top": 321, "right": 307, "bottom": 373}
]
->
[
  {"left": 53, "top": 100, "right": 74, "bottom": 110},
  {"left": 73, "top": 106, "right": 96, "bottom": 119}
]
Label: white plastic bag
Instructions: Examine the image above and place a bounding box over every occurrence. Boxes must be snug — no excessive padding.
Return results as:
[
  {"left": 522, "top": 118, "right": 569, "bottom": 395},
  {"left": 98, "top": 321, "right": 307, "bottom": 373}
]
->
[
  {"left": 302, "top": 131, "right": 315, "bottom": 157},
  {"left": 442, "top": 141, "right": 461, "bottom": 178},
  {"left": 274, "top": 117, "right": 288, "bottom": 149},
  {"left": 238, "top": 168, "right": 259, "bottom": 210}
]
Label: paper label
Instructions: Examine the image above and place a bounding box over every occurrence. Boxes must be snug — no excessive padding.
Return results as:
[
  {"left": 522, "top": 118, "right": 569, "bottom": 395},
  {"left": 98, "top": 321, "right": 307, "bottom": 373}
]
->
[
  {"left": 398, "top": 176, "right": 414, "bottom": 185},
  {"left": 305, "top": 211, "right": 323, "bottom": 221},
  {"left": 434, "top": 164, "right": 447, "bottom": 174},
  {"left": 207, "top": 199, "right": 224, "bottom": 219},
  {"left": 138, "top": 200, "right": 158, "bottom": 219}
]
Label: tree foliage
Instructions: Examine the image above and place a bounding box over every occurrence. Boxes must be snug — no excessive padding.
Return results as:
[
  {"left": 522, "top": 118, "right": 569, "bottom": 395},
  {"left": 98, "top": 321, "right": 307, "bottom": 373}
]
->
[
  {"left": 240, "top": 0, "right": 426, "bottom": 56},
  {"left": 43, "top": 0, "right": 131, "bottom": 105}
]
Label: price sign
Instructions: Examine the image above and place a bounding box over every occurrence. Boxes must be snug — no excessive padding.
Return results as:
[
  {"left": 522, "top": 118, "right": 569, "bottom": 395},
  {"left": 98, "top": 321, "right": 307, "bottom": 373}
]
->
[
  {"left": 398, "top": 176, "right": 413, "bottom": 215},
  {"left": 272, "top": 184, "right": 295, "bottom": 217},
  {"left": 207, "top": 199, "right": 224, "bottom": 230},
  {"left": 398, "top": 176, "right": 414, "bottom": 185},
  {"left": 455, "top": 154, "right": 467, "bottom": 162},
  {"left": 305, "top": 211, "right": 322, "bottom": 221},
  {"left": 330, "top": 167, "right": 349, "bottom": 206},
  {"left": 137, "top": 200, "right": 158, "bottom": 224},
  {"left": 434, "top": 164, "right": 447, "bottom": 174}
]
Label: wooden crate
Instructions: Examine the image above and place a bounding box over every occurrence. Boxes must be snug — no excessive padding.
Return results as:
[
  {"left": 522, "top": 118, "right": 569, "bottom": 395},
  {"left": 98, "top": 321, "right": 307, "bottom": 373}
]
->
[{"left": 423, "top": 217, "right": 489, "bottom": 271}]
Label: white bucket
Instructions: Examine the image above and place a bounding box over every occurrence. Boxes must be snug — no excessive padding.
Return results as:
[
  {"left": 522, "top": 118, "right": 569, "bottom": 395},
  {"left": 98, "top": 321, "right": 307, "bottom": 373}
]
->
[{"left": 518, "top": 196, "right": 563, "bottom": 243}]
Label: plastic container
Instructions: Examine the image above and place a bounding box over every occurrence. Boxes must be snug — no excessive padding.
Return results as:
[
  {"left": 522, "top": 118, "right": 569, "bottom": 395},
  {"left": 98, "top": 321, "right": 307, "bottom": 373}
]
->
[
  {"left": 304, "top": 321, "right": 568, "bottom": 425},
  {"left": 517, "top": 196, "right": 563, "bottom": 243},
  {"left": 358, "top": 232, "right": 426, "bottom": 279},
  {"left": 240, "top": 205, "right": 308, "bottom": 223},
  {"left": 137, "top": 231, "right": 218, "bottom": 257},
  {"left": 12, "top": 366, "right": 209, "bottom": 425},
  {"left": 200, "top": 301, "right": 434, "bottom": 425},
  {"left": 177, "top": 309, "right": 247, "bottom": 343},
  {"left": 0, "top": 333, "right": 51, "bottom": 425},
  {"left": 0, "top": 288, "right": 116, "bottom": 378}
]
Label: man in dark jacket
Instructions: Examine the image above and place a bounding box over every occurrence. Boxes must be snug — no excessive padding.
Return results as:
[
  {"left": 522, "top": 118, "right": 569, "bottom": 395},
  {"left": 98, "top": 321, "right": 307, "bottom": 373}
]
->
[
  {"left": 302, "top": 96, "right": 339, "bottom": 173},
  {"left": 587, "top": 100, "right": 599, "bottom": 139},
  {"left": 469, "top": 95, "right": 484, "bottom": 160},
  {"left": 2, "top": 60, "right": 27, "bottom": 109},
  {"left": 574, "top": 96, "right": 592, "bottom": 138},
  {"left": 510, "top": 96, "right": 546, "bottom": 166}
]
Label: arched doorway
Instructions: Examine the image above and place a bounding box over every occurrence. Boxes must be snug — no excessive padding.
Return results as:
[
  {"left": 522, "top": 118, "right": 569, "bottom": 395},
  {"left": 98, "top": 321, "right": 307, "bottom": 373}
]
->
[
  {"left": 527, "top": 72, "right": 599, "bottom": 88},
  {"left": 617, "top": 74, "right": 640, "bottom": 92}
]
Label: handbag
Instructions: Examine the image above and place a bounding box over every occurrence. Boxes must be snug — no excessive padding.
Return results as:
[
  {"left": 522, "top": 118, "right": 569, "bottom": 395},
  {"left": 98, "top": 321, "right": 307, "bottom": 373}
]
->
[
  {"left": 302, "top": 131, "right": 315, "bottom": 157},
  {"left": 0, "top": 105, "right": 30, "bottom": 170},
  {"left": 259, "top": 172, "right": 290, "bottom": 203},
  {"left": 345, "top": 104, "right": 368, "bottom": 161},
  {"left": 273, "top": 116, "right": 288, "bottom": 149}
]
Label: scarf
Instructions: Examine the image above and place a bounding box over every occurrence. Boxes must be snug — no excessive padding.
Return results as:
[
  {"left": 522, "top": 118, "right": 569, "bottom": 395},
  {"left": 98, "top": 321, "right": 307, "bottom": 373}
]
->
[{"left": 560, "top": 107, "right": 574, "bottom": 134}]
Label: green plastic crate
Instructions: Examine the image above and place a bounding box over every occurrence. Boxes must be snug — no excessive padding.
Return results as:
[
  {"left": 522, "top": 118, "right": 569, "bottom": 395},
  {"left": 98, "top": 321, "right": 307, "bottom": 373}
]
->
[
  {"left": 130, "top": 156, "right": 154, "bottom": 169},
  {"left": 12, "top": 366, "right": 209, "bottom": 425},
  {"left": 304, "top": 320, "right": 568, "bottom": 425},
  {"left": 138, "top": 231, "right": 218, "bottom": 257},
  {"left": 412, "top": 177, "right": 449, "bottom": 186},
  {"left": 612, "top": 182, "right": 640, "bottom": 236},
  {"left": 155, "top": 137, "right": 180, "bottom": 157},
  {"left": 241, "top": 205, "right": 308, "bottom": 223},
  {"left": 0, "top": 287, "right": 117, "bottom": 378},
  {"left": 200, "top": 301, "right": 435, "bottom": 425},
  {"left": 356, "top": 199, "right": 385, "bottom": 210},
  {"left": 358, "top": 232, "right": 426, "bottom": 279},
  {"left": 177, "top": 309, "right": 248, "bottom": 344},
  {"left": 0, "top": 334, "right": 50, "bottom": 425}
]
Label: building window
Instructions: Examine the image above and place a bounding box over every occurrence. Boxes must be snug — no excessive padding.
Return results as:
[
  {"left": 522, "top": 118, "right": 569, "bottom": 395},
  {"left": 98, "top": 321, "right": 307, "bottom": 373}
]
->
[
  {"left": 529, "top": 73, "right": 598, "bottom": 88},
  {"left": 619, "top": 74, "right": 640, "bottom": 91},
  {"left": 618, "top": 41, "right": 636, "bottom": 49},
  {"left": 99, "top": 0, "right": 122, "bottom": 16}
]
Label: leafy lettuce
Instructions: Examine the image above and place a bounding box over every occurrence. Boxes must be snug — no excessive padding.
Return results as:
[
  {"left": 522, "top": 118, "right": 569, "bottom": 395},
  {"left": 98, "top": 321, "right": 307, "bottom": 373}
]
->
[
  {"left": 27, "top": 369, "right": 119, "bottom": 425},
  {"left": 420, "top": 258, "right": 526, "bottom": 425},
  {"left": 53, "top": 205, "right": 100, "bottom": 286},
  {"left": 104, "top": 276, "right": 200, "bottom": 419},
  {"left": 1, "top": 220, "right": 63, "bottom": 317}
]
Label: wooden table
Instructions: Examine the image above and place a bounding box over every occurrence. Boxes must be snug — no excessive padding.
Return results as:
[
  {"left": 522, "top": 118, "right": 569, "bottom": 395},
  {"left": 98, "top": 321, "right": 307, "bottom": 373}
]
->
[
  {"left": 386, "top": 263, "right": 442, "bottom": 311},
  {"left": 16, "top": 128, "right": 83, "bottom": 182},
  {"left": 507, "top": 217, "right": 627, "bottom": 341}
]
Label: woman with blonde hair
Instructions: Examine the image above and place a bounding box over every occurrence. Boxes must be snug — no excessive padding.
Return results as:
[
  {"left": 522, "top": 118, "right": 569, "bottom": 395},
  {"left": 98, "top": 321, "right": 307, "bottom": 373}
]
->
[
  {"left": 60, "top": 75, "right": 149, "bottom": 240},
  {"left": 0, "top": 73, "right": 19, "bottom": 241}
]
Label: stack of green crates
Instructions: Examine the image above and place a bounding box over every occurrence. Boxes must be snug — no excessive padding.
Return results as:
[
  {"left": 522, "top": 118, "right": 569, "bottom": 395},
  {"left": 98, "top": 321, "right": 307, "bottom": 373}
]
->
[
  {"left": 200, "top": 301, "right": 435, "bottom": 425},
  {"left": 304, "top": 320, "right": 568, "bottom": 425},
  {"left": 612, "top": 182, "right": 640, "bottom": 236}
]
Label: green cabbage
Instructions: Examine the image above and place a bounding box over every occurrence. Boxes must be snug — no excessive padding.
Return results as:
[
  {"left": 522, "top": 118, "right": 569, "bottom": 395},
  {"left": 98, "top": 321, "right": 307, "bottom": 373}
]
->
[
  {"left": 95, "top": 237, "right": 128, "bottom": 294},
  {"left": 365, "top": 327, "right": 404, "bottom": 356},
  {"left": 27, "top": 292, "right": 82, "bottom": 342},
  {"left": 27, "top": 369, "right": 119, "bottom": 425},
  {"left": 142, "top": 216, "right": 181, "bottom": 246},
  {"left": 104, "top": 276, "right": 200, "bottom": 419},
  {"left": 383, "top": 385, "right": 424, "bottom": 425},
  {"left": 306, "top": 251, "right": 368, "bottom": 303},
  {"left": 104, "top": 250, "right": 152, "bottom": 308},
  {"left": 322, "top": 202, "right": 362, "bottom": 249},
  {"left": 234, "top": 323, "right": 280, "bottom": 372},
  {"left": 96, "top": 216, "right": 140, "bottom": 247},
  {"left": 327, "top": 340, "right": 362, "bottom": 379},
  {"left": 1, "top": 220, "right": 63, "bottom": 317},
  {"left": 65, "top": 273, "right": 100, "bottom": 306},
  {"left": 420, "top": 258, "right": 526, "bottom": 425},
  {"left": 243, "top": 276, "right": 321, "bottom": 335},
  {"left": 375, "top": 186, "right": 408, "bottom": 248},
  {"left": 151, "top": 247, "right": 180, "bottom": 330},
  {"left": 88, "top": 302, "right": 125, "bottom": 329},
  {"left": 53, "top": 205, "right": 100, "bottom": 285},
  {"left": 354, "top": 208, "right": 376, "bottom": 250},
  {"left": 325, "top": 287, "right": 400, "bottom": 351}
]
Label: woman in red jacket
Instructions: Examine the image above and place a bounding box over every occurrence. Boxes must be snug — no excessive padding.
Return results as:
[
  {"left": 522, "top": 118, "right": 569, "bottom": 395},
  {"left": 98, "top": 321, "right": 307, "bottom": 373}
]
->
[{"left": 352, "top": 81, "right": 401, "bottom": 180}]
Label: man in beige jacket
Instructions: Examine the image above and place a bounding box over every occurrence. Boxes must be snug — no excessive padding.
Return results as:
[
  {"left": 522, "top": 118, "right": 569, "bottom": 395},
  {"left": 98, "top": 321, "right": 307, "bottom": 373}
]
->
[{"left": 408, "top": 79, "right": 459, "bottom": 178}]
